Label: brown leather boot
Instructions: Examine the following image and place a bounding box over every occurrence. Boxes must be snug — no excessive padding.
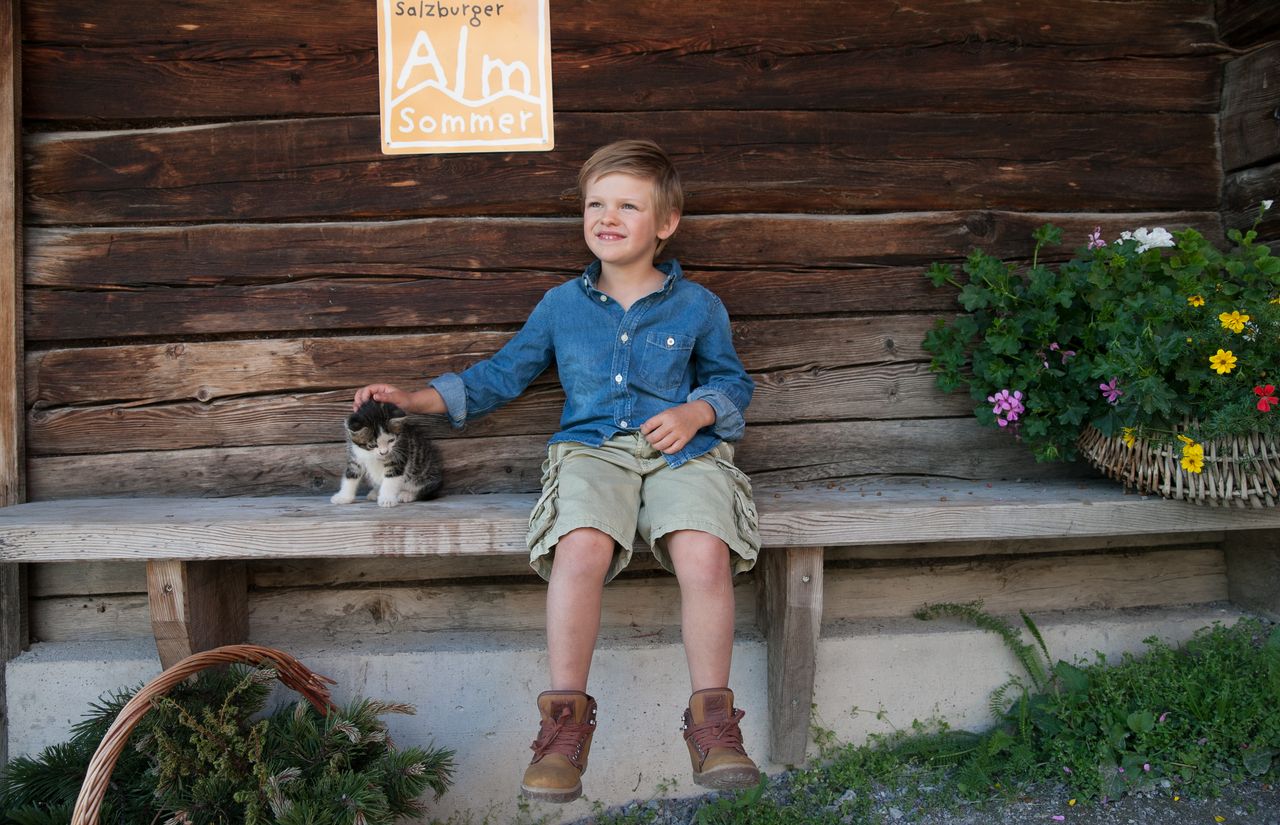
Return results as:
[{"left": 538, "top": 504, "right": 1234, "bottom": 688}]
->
[
  {"left": 682, "top": 687, "right": 761, "bottom": 789},
  {"left": 520, "top": 690, "right": 598, "bottom": 803}
]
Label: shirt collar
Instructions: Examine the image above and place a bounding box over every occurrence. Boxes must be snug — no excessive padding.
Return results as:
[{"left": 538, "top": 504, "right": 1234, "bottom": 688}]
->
[{"left": 580, "top": 259, "right": 683, "bottom": 295}]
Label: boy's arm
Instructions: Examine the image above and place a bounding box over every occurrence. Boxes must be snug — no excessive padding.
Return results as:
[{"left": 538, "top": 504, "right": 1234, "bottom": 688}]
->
[
  {"left": 429, "top": 296, "right": 556, "bottom": 428},
  {"left": 687, "top": 295, "right": 754, "bottom": 441}
]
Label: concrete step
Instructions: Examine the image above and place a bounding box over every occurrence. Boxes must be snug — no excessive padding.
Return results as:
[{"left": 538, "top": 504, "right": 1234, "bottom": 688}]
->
[{"left": 5, "top": 603, "right": 1247, "bottom": 824}]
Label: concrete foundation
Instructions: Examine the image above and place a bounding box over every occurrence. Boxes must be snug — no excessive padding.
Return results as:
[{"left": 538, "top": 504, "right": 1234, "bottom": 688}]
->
[{"left": 6, "top": 604, "right": 1246, "bottom": 824}]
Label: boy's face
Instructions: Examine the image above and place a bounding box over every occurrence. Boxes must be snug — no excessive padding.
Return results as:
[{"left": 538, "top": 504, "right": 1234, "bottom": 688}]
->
[{"left": 582, "top": 172, "right": 680, "bottom": 271}]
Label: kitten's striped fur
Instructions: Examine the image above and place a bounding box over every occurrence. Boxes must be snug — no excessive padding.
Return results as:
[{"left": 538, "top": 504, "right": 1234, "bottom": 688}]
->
[{"left": 330, "top": 401, "right": 443, "bottom": 507}]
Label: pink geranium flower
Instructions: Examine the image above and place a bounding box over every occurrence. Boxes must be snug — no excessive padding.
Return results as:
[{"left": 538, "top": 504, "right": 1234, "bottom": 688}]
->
[{"left": 1099, "top": 378, "right": 1123, "bottom": 404}]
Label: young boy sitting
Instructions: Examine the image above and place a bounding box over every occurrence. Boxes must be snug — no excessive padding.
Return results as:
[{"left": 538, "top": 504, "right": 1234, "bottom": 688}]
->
[{"left": 352, "top": 139, "right": 761, "bottom": 802}]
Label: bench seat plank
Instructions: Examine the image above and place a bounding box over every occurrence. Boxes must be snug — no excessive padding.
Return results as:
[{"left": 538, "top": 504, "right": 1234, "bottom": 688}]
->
[{"left": 2, "top": 480, "right": 1280, "bottom": 563}]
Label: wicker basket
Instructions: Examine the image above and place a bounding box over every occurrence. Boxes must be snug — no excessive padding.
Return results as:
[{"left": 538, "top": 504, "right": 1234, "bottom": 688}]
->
[
  {"left": 1078, "top": 424, "right": 1280, "bottom": 508},
  {"left": 71, "top": 644, "right": 337, "bottom": 825}
]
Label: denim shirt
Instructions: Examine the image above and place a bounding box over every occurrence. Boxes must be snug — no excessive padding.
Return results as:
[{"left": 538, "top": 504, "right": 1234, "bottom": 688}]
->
[{"left": 429, "top": 259, "right": 754, "bottom": 467}]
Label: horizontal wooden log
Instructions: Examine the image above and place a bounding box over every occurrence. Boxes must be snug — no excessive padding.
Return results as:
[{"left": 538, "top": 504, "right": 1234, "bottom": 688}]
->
[
  {"left": 23, "top": 418, "right": 1085, "bottom": 500},
  {"left": 23, "top": 212, "right": 1225, "bottom": 341},
  {"left": 25, "top": 543, "right": 1230, "bottom": 643},
  {"left": 29, "top": 532, "right": 1227, "bottom": 596},
  {"left": 1221, "top": 41, "right": 1280, "bottom": 173},
  {"left": 26, "top": 361, "right": 974, "bottom": 456},
  {"left": 25, "top": 316, "right": 952, "bottom": 454},
  {"left": 26, "top": 213, "right": 1226, "bottom": 289},
  {"left": 22, "top": 43, "right": 1220, "bottom": 120},
  {"left": 24, "top": 113, "right": 1220, "bottom": 224},
  {"left": 23, "top": 0, "right": 1219, "bottom": 51},
  {"left": 823, "top": 547, "right": 1227, "bottom": 618},
  {"left": 24, "top": 314, "right": 942, "bottom": 407}
]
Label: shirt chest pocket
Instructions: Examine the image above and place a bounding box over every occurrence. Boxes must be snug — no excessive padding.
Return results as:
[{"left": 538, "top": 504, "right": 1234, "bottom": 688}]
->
[{"left": 636, "top": 332, "right": 695, "bottom": 394}]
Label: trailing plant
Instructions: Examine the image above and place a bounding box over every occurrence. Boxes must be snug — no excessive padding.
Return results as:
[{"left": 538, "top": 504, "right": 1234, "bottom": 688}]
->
[
  {"left": 0, "top": 665, "right": 455, "bottom": 825},
  {"left": 922, "top": 202, "right": 1280, "bottom": 465}
]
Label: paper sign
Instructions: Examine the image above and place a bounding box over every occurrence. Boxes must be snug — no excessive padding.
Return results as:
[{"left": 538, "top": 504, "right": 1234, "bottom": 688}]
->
[{"left": 376, "top": 0, "right": 554, "bottom": 154}]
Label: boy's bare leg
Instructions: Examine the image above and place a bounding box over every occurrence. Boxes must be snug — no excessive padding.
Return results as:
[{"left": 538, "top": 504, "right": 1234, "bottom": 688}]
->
[
  {"left": 665, "top": 529, "right": 734, "bottom": 691},
  {"left": 546, "top": 526, "right": 614, "bottom": 691}
]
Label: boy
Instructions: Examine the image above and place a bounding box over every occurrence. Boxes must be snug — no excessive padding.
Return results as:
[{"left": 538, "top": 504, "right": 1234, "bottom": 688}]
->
[{"left": 353, "top": 139, "right": 761, "bottom": 802}]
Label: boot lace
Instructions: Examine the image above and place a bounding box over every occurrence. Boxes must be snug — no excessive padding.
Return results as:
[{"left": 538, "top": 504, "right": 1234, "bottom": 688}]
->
[
  {"left": 682, "top": 707, "right": 747, "bottom": 758},
  {"left": 530, "top": 705, "right": 595, "bottom": 770}
]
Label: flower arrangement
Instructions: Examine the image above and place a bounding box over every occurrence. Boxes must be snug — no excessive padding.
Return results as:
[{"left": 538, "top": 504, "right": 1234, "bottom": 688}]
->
[{"left": 921, "top": 202, "right": 1279, "bottom": 493}]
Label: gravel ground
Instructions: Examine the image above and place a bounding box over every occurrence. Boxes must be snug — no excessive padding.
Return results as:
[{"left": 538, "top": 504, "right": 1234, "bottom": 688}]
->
[{"left": 565, "top": 772, "right": 1280, "bottom": 825}]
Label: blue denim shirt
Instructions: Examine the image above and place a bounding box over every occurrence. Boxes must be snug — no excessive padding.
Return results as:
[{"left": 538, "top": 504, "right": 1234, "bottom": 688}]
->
[{"left": 429, "top": 259, "right": 753, "bottom": 467}]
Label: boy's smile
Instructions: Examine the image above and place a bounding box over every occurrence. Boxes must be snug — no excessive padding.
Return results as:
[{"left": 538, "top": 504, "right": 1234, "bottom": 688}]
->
[{"left": 583, "top": 172, "right": 679, "bottom": 274}]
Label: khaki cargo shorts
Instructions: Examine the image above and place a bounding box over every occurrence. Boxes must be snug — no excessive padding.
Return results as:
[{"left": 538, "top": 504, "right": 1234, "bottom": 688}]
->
[{"left": 526, "top": 434, "right": 760, "bottom": 583}]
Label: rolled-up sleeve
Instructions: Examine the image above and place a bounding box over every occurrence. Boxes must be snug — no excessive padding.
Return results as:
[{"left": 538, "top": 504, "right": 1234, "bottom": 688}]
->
[
  {"left": 689, "top": 296, "right": 753, "bottom": 442},
  {"left": 428, "top": 295, "right": 555, "bottom": 429}
]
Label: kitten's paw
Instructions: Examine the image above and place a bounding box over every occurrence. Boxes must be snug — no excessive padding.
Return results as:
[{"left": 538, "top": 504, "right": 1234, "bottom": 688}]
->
[
  {"left": 398, "top": 490, "right": 418, "bottom": 503},
  {"left": 377, "top": 495, "right": 399, "bottom": 508},
  {"left": 330, "top": 493, "right": 357, "bottom": 505},
  {"left": 366, "top": 489, "right": 379, "bottom": 501}
]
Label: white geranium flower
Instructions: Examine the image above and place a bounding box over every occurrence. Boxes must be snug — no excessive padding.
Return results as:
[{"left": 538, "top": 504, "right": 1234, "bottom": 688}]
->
[
  {"left": 1264, "top": 199, "right": 1274, "bottom": 211},
  {"left": 1119, "top": 227, "right": 1174, "bottom": 252}
]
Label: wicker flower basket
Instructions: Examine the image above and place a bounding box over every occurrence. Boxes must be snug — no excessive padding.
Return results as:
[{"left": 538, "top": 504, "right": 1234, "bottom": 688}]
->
[
  {"left": 70, "top": 644, "right": 337, "bottom": 825},
  {"left": 1078, "top": 424, "right": 1280, "bottom": 508}
]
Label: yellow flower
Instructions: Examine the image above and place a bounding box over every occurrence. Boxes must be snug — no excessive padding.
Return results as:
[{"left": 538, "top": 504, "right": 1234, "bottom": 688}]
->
[
  {"left": 1209, "top": 349, "right": 1237, "bottom": 374},
  {"left": 1177, "top": 434, "right": 1193, "bottom": 444},
  {"left": 1122, "top": 428, "right": 1135, "bottom": 448},
  {"left": 1187, "top": 294, "right": 1205, "bottom": 306},
  {"left": 1272, "top": 296, "right": 1280, "bottom": 305},
  {"left": 1218, "top": 310, "right": 1249, "bottom": 333},
  {"left": 1181, "top": 441, "right": 1204, "bottom": 474}
]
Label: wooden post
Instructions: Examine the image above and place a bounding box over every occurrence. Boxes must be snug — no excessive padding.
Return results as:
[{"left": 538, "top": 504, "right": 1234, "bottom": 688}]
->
[
  {"left": 0, "top": 0, "right": 25, "bottom": 766},
  {"left": 756, "top": 546, "right": 823, "bottom": 765},
  {"left": 147, "top": 560, "right": 248, "bottom": 669},
  {"left": 1223, "top": 529, "right": 1280, "bottom": 621}
]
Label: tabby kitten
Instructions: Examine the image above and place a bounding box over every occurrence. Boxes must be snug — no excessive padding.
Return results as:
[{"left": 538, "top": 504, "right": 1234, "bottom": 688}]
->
[{"left": 330, "top": 401, "right": 443, "bottom": 507}]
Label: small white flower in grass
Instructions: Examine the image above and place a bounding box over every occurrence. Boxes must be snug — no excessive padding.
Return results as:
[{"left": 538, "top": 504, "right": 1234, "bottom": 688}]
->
[{"left": 1263, "top": 200, "right": 1273, "bottom": 211}]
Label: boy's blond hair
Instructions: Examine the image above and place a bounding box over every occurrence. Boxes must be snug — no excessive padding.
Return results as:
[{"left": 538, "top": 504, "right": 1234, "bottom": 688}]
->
[{"left": 578, "top": 139, "right": 684, "bottom": 256}]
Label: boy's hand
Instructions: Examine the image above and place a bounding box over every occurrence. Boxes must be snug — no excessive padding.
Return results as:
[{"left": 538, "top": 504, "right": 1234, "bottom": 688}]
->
[
  {"left": 353, "top": 383, "right": 410, "bottom": 411},
  {"left": 640, "top": 401, "right": 716, "bottom": 454}
]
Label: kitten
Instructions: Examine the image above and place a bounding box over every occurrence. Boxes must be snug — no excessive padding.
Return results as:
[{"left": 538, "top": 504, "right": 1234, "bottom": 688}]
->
[{"left": 330, "top": 400, "right": 443, "bottom": 507}]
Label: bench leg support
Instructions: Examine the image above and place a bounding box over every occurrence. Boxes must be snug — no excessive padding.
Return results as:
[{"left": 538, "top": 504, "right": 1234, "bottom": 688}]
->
[
  {"left": 757, "top": 546, "right": 823, "bottom": 766},
  {"left": 147, "top": 560, "right": 248, "bottom": 669},
  {"left": 1224, "top": 529, "right": 1280, "bottom": 621}
]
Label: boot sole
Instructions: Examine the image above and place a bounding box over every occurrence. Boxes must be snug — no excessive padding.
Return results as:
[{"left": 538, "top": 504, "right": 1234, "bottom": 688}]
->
[
  {"left": 693, "top": 765, "right": 761, "bottom": 790},
  {"left": 520, "top": 782, "right": 583, "bottom": 803}
]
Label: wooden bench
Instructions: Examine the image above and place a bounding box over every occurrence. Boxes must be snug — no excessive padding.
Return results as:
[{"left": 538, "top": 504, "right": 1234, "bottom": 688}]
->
[{"left": 4, "top": 478, "right": 1279, "bottom": 764}]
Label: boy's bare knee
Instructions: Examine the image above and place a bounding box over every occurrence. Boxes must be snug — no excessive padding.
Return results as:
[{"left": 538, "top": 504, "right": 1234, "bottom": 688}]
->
[
  {"left": 667, "top": 531, "right": 732, "bottom": 592},
  {"left": 551, "top": 527, "right": 615, "bottom": 578}
]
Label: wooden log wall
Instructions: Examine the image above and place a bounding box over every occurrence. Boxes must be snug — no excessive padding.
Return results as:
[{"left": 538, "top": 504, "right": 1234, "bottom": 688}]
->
[
  {"left": 1218, "top": 3, "right": 1280, "bottom": 245},
  {"left": 18, "top": 1, "right": 1241, "bottom": 643}
]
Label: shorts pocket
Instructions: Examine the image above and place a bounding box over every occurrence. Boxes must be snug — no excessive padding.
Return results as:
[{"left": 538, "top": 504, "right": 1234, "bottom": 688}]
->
[
  {"left": 710, "top": 447, "right": 761, "bottom": 570},
  {"left": 526, "top": 446, "right": 568, "bottom": 556},
  {"left": 636, "top": 332, "right": 695, "bottom": 394}
]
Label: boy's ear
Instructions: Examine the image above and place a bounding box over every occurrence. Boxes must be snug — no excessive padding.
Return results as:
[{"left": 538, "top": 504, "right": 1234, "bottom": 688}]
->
[{"left": 657, "top": 209, "right": 681, "bottom": 241}]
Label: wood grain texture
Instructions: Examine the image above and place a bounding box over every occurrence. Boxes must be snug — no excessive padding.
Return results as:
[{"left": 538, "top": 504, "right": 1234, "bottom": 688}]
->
[
  {"left": 23, "top": 418, "right": 1092, "bottom": 500},
  {"left": 758, "top": 547, "right": 823, "bottom": 764},
  {"left": 28, "top": 543, "right": 1229, "bottom": 644},
  {"left": 146, "top": 559, "right": 247, "bottom": 667},
  {"left": 22, "top": 212, "right": 1225, "bottom": 341},
  {"left": 24, "top": 113, "right": 1220, "bottom": 224},
  {"left": 1222, "top": 160, "right": 1280, "bottom": 245},
  {"left": 4, "top": 480, "right": 1279, "bottom": 564},
  {"left": 1216, "top": 0, "right": 1280, "bottom": 49},
  {"left": 1221, "top": 41, "right": 1280, "bottom": 173},
  {"left": 21, "top": 43, "right": 1221, "bottom": 120}
]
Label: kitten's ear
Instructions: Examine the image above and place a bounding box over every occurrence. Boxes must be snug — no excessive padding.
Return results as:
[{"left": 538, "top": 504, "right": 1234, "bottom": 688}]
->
[
  {"left": 345, "top": 414, "right": 368, "bottom": 436},
  {"left": 387, "top": 412, "right": 406, "bottom": 435}
]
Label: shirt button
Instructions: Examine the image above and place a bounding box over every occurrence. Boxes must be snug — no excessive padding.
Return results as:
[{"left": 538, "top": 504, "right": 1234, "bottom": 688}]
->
[
  {"left": 614, "top": 374, "right": 623, "bottom": 383},
  {"left": 600, "top": 295, "right": 608, "bottom": 302},
  {"left": 620, "top": 420, "right": 628, "bottom": 428},
  {"left": 620, "top": 333, "right": 629, "bottom": 343},
  {"left": 666, "top": 337, "right": 675, "bottom": 346}
]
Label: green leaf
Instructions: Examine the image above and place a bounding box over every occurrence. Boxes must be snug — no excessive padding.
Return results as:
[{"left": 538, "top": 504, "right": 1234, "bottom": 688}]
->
[
  {"left": 959, "top": 283, "right": 993, "bottom": 311},
  {"left": 1126, "top": 710, "right": 1155, "bottom": 734},
  {"left": 926, "top": 262, "right": 954, "bottom": 288},
  {"left": 1243, "top": 748, "right": 1274, "bottom": 777},
  {"left": 1053, "top": 661, "right": 1090, "bottom": 696}
]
